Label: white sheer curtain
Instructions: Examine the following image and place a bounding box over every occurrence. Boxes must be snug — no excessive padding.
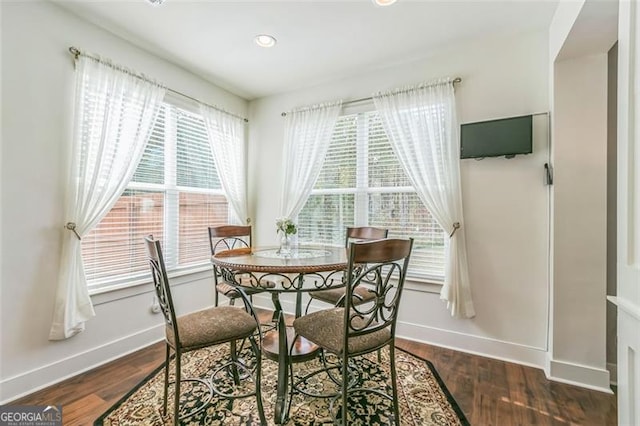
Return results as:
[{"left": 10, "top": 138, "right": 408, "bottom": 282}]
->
[
  {"left": 373, "top": 78, "right": 475, "bottom": 318},
  {"left": 280, "top": 101, "right": 342, "bottom": 219},
  {"left": 200, "top": 105, "right": 248, "bottom": 224},
  {"left": 50, "top": 55, "right": 166, "bottom": 340}
]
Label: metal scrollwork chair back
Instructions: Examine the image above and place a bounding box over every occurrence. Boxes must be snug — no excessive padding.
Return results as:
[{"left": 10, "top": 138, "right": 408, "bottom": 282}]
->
[
  {"left": 293, "top": 237, "right": 413, "bottom": 425},
  {"left": 306, "top": 226, "right": 389, "bottom": 313},
  {"left": 146, "top": 235, "right": 179, "bottom": 340},
  {"left": 208, "top": 225, "right": 267, "bottom": 307}
]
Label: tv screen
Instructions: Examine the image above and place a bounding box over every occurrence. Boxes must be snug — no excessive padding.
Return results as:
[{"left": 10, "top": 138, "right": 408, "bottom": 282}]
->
[{"left": 460, "top": 115, "right": 533, "bottom": 159}]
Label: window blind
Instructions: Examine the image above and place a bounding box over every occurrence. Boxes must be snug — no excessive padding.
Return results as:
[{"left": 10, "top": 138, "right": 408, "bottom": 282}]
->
[
  {"left": 81, "top": 189, "right": 165, "bottom": 283},
  {"left": 82, "top": 103, "right": 229, "bottom": 287},
  {"left": 298, "top": 114, "right": 357, "bottom": 245},
  {"left": 298, "top": 111, "right": 445, "bottom": 280},
  {"left": 174, "top": 109, "right": 226, "bottom": 266}
]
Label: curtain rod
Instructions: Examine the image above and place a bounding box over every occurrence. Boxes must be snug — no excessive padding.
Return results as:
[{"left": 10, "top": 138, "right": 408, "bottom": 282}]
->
[
  {"left": 280, "top": 77, "right": 462, "bottom": 117},
  {"left": 68, "top": 47, "right": 249, "bottom": 123}
]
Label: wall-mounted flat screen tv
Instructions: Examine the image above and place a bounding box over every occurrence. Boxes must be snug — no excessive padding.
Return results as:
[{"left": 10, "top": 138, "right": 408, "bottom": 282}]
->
[{"left": 460, "top": 114, "right": 533, "bottom": 159}]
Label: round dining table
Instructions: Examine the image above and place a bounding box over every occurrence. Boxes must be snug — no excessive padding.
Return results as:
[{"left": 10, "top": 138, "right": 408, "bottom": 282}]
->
[{"left": 211, "top": 245, "right": 348, "bottom": 424}]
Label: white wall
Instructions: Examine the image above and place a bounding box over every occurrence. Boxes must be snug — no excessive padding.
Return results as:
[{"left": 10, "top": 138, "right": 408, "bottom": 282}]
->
[
  {"left": 545, "top": 0, "right": 616, "bottom": 393},
  {"left": 248, "top": 31, "right": 551, "bottom": 368},
  {"left": 0, "top": 1, "right": 247, "bottom": 402},
  {"left": 548, "top": 0, "right": 586, "bottom": 63},
  {"left": 606, "top": 42, "right": 617, "bottom": 378},
  {"left": 550, "top": 54, "right": 609, "bottom": 390},
  {"left": 614, "top": 1, "right": 640, "bottom": 421}
]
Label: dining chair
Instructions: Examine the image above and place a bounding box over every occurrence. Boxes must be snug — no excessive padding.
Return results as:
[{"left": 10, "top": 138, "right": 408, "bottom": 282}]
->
[
  {"left": 209, "top": 225, "right": 272, "bottom": 307},
  {"left": 305, "top": 226, "right": 389, "bottom": 314},
  {"left": 292, "top": 237, "right": 413, "bottom": 425},
  {"left": 144, "top": 235, "right": 266, "bottom": 425}
]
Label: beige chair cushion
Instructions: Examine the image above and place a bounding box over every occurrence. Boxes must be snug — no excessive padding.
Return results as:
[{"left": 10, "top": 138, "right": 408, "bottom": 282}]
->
[
  {"left": 293, "top": 307, "right": 391, "bottom": 355},
  {"left": 216, "top": 276, "right": 276, "bottom": 299},
  {"left": 216, "top": 282, "right": 261, "bottom": 298},
  {"left": 166, "top": 306, "right": 257, "bottom": 350},
  {"left": 309, "top": 285, "right": 376, "bottom": 306}
]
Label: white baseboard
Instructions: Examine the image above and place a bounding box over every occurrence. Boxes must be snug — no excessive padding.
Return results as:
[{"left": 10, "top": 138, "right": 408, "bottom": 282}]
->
[
  {"left": 0, "top": 324, "right": 165, "bottom": 404},
  {"left": 545, "top": 358, "right": 613, "bottom": 394},
  {"left": 396, "top": 320, "right": 548, "bottom": 369}
]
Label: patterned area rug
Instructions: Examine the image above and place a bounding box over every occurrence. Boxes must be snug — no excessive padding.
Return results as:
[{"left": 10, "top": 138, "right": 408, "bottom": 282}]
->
[{"left": 95, "top": 344, "right": 468, "bottom": 425}]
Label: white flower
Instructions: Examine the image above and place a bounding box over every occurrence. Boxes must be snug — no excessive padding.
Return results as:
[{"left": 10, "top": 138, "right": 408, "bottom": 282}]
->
[{"left": 276, "top": 217, "right": 297, "bottom": 235}]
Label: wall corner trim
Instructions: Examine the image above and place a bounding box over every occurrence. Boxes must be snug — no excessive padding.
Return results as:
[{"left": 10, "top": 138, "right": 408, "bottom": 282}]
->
[{"left": 546, "top": 358, "right": 613, "bottom": 394}]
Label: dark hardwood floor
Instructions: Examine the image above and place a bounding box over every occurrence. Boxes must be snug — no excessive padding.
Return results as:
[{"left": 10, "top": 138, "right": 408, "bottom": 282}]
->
[{"left": 11, "top": 315, "right": 617, "bottom": 425}]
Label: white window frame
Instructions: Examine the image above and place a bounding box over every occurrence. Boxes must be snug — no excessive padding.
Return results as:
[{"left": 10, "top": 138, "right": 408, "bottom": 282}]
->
[
  {"left": 86, "top": 97, "right": 229, "bottom": 294},
  {"left": 300, "top": 107, "right": 446, "bottom": 284}
]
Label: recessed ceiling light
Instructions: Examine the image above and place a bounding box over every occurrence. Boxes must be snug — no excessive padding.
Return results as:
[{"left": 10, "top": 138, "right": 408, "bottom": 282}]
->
[
  {"left": 254, "top": 34, "right": 277, "bottom": 48},
  {"left": 373, "top": 0, "right": 397, "bottom": 5},
  {"left": 147, "top": 0, "right": 166, "bottom": 5}
]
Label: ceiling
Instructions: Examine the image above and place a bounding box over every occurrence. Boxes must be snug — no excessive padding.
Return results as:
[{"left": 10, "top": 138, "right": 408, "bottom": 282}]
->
[{"left": 52, "top": 0, "right": 560, "bottom": 100}]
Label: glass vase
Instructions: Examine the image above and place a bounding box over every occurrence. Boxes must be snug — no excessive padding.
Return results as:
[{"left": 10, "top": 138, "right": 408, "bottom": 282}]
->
[{"left": 279, "top": 233, "right": 292, "bottom": 257}]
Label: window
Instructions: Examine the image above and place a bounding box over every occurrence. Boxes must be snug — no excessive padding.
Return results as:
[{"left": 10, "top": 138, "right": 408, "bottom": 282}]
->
[
  {"left": 82, "top": 103, "right": 229, "bottom": 287},
  {"left": 297, "top": 111, "right": 446, "bottom": 281}
]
